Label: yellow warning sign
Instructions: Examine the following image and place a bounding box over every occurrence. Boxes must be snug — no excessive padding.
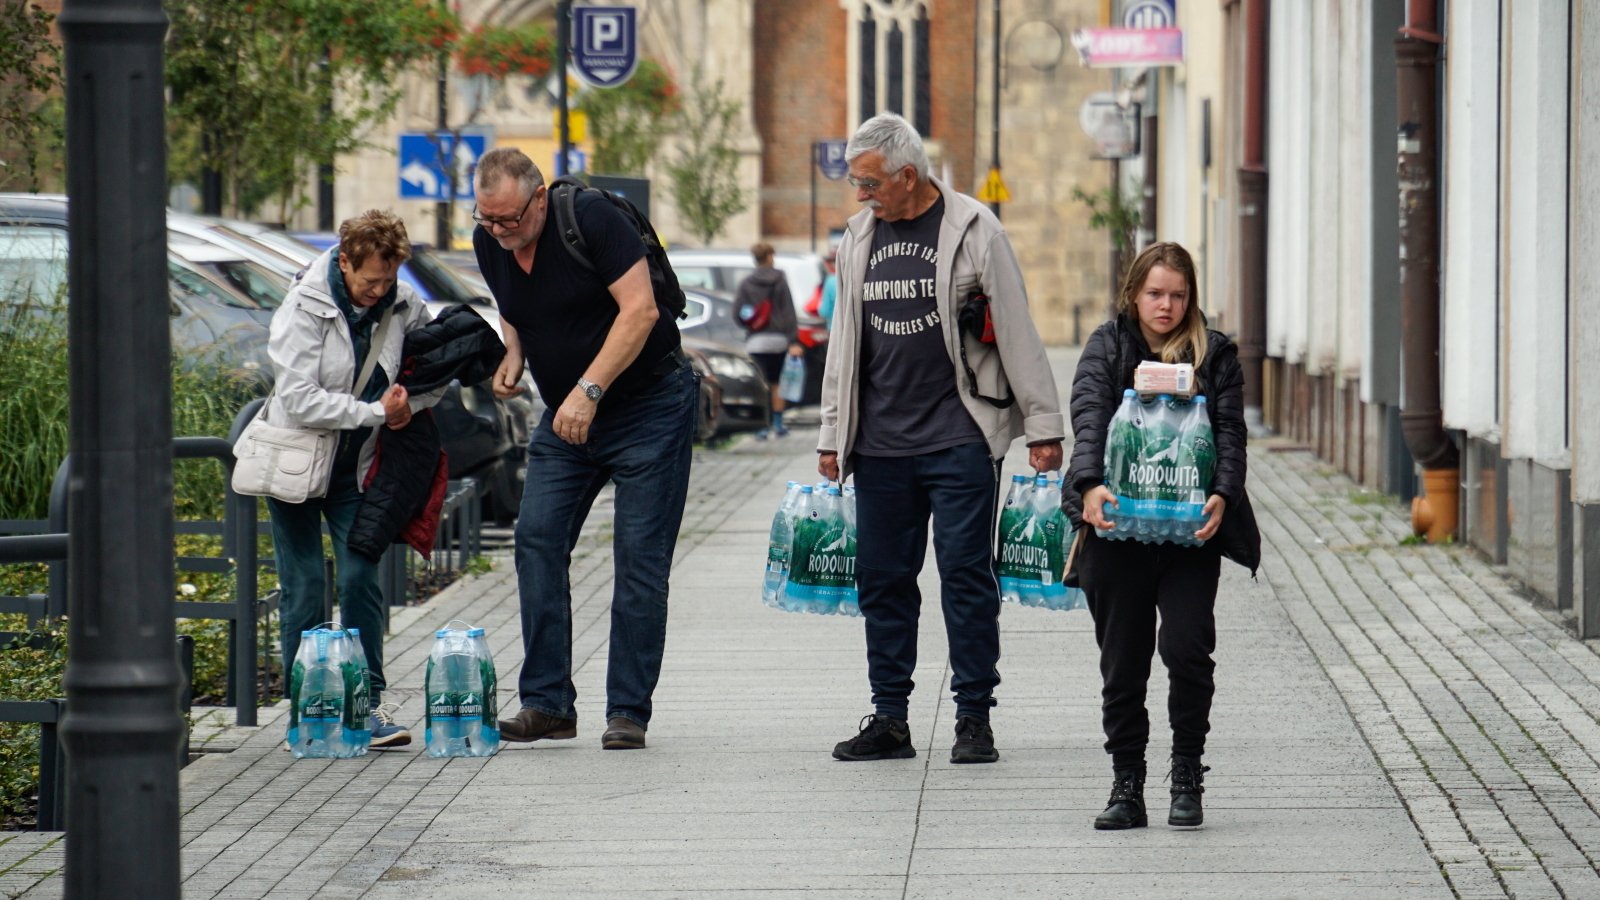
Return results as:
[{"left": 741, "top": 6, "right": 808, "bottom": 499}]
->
[{"left": 978, "top": 167, "right": 1011, "bottom": 204}]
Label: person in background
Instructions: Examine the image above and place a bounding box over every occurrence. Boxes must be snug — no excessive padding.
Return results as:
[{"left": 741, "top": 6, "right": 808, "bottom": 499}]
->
[
  {"left": 1065, "top": 240, "right": 1259, "bottom": 830},
  {"left": 818, "top": 249, "right": 839, "bottom": 326},
  {"left": 266, "top": 210, "right": 444, "bottom": 749},
  {"left": 818, "top": 112, "right": 1065, "bottom": 765},
  {"left": 734, "top": 242, "right": 802, "bottom": 438}
]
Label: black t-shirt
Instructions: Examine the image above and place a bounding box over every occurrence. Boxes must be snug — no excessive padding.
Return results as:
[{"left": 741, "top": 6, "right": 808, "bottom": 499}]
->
[
  {"left": 473, "top": 192, "right": 679, "bottom": 407},
  {"left": 855, "top": 195, "right": 982, "bottom": 456}
]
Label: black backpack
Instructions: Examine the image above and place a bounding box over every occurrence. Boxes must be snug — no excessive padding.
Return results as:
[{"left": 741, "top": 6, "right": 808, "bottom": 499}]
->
[{"left": 548, "top": 175, "right": 687, "bottom": 320}]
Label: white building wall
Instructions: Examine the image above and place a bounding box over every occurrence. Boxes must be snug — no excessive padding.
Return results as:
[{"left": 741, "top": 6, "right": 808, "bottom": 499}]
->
[
  {"left": 1442, "top": 0, "right": 1504, "bottom": 439},
  {"left": 1500, "top": 0, "right": 1570, "bottom": 463},
  {"left": 1303, "top": 0, "right": 1339, "bottom": 374},
  {"left": 1266, "top": 2, "right": 1310, "bottom": 361},
  {"left": 1574, "top": 0, "right": 1600, "bottom": 504},
  {"left": 1338, "top": 0, "right": 1371, "bottom": 386}
]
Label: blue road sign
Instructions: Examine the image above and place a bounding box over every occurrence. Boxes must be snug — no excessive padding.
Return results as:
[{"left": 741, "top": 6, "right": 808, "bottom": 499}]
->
[
  {"left": 398, "top": 132, "right": 488, "bottom": 202},
  {"left": 572, "top": 5, "right": 638, "bottom": 88},
  {"left": 814, "top": 140, "right": 849, "bottom": 180}
]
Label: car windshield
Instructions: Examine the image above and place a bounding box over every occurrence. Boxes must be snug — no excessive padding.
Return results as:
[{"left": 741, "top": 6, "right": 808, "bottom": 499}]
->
[
  {"left": 168, "top": 259, "right": 263, "bottom": 310},
  {"left": 209, "top": 259, "right": 289, "bottom": 309},
  {"left": 410, "top": 249, "right": 492, "bottom": 306},
  {"left": 0, "top": 226, "right": 68, "bottom": 307}
]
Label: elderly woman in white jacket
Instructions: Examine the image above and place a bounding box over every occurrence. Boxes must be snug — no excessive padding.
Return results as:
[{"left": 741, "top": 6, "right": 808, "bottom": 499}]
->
[{"left": 267, "top": 210, "right": 439, "bottom": 749}]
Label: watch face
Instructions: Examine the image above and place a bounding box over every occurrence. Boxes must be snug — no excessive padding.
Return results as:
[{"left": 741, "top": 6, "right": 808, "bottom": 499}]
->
[{"left": 582, "top": 381, "right": 603, "bottom": 401}]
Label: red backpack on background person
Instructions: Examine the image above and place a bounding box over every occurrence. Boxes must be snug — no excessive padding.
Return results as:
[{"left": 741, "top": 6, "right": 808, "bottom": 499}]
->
[{"left": 737, "top": 295, "right": 773, "bottom": 331}]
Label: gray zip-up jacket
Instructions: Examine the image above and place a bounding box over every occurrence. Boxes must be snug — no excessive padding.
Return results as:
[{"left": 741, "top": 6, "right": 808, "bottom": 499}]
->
[
  {"left": 818, "top": 177, "right": 1064, "bottom": 475},
  {"left": 266, "top": 249, "right": 441, "bottom": 494}
]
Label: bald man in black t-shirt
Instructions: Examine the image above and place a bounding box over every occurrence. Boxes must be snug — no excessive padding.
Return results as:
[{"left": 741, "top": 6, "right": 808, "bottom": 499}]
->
[{"left": 471, "top": 148, "right": 696, "bottom": 752}]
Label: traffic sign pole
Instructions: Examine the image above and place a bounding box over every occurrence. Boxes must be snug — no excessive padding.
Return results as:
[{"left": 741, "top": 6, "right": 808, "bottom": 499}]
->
[{"left": 557, "top": 0, "right": 572, "bottom": 177}]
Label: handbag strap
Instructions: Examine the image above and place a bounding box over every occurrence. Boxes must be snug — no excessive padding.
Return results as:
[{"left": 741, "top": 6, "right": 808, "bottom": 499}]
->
[{"left": 354, "top": 305, "right": 397, "bottom": 396}]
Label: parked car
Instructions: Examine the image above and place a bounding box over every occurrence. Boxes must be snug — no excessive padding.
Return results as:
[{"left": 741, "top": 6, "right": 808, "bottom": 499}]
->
[
  {"left": 682, "top": 335, "right": 769, "bottom": 435},
  {"left": 1, "top": 193, "right": 273, "bottom": 392},
  {"left": 168, "top": 212, "right": 309, "bottom": 282},
  {"left": 665, "top": 248, "right": 830, "bottom": 404},
  {"left": 4, "top": 196, "right": 532, "bottom": 521}
]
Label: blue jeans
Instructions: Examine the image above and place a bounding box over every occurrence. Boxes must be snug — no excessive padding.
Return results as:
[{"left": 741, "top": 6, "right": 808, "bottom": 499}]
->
[
  {"left": 852, "top": 442, "right": 1002, "bottom": 722},
  {"left": 513, "top": 362, "right": 697, "bottom": 727},
  {"left": 267, "top": 466, "right": 388, "bottom": 700}
]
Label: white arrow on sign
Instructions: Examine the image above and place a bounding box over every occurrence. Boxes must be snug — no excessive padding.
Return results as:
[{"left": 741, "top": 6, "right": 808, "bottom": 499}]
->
[
  {"left": 452, "top": 140, "right": 479, "bottom": 197},
  {"left": 400, "top": 160, "right": 439, "bottom": 197}
]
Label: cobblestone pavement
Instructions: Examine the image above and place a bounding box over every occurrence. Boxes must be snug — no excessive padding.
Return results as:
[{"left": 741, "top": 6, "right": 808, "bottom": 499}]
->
[{"left": 5, "top": 347, "right": 1600, "bottom": 898}]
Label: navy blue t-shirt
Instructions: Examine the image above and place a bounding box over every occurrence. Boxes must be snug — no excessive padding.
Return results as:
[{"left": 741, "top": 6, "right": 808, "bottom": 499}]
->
[
  {"left": 855, "top": 196, "right": 982, "bottom": 456},
  {"left": 473, "top": 191, "right": 679, "bottom": 407}
]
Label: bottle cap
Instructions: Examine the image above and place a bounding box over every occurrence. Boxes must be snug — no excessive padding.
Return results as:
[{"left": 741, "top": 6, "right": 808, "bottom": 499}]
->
[
  {"left": 468, "top": 627, "right": 485, "bottom": 637},
  {"left": 1123, "top": 388, "right": 1137, "bottom": 398}
]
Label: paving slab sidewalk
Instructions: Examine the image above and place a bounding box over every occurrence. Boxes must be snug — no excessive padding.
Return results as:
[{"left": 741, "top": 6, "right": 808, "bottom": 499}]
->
[{"left": 6, "top": 346, "right": 1599, "bottom": 898}]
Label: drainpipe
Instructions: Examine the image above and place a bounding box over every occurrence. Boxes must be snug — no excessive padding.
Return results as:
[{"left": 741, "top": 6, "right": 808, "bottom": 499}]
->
[
  {"left": 1396, "top": 0, "right": 1458, "bottom": 542},
  {"left": 1236, "top": 0, "right": 1269, "bottom": 435}
]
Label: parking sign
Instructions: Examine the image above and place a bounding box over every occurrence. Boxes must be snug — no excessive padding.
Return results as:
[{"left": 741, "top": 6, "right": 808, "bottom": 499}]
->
[{"left": 571, "top": 6, "right": 638, "bottom": 88}]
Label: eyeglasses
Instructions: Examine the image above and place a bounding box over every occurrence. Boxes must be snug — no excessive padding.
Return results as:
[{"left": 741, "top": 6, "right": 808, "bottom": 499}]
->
[
  {"left": 846, "top": 175, "right": 884, "bottom": 193},
  {"left": 847, "top": 168, "right": 908, "bottom": 194},
  {"left": 472, "top": 189, "right": 537, "bottom": 230}
]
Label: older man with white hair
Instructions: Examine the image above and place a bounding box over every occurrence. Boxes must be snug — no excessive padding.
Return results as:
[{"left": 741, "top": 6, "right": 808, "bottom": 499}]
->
[{"left": 818, "top": 112, "right": 1065, "bottom": 765}]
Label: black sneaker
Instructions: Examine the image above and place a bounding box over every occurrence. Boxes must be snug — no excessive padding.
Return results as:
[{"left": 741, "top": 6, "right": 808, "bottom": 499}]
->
[
  {"left": 950, "top": 716, "right": 999, "bottom": 764},
  {"left": 832, "top": 714, "right": 915, "bottom": 761}
]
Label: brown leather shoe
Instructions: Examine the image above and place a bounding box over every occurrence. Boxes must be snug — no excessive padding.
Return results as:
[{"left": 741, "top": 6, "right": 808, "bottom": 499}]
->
[
  {"left": 601, "top": 716, "right": 646, "bottom": 750},
  {"left": 498, "top": 708, "right": 577, "bottom": 743}
]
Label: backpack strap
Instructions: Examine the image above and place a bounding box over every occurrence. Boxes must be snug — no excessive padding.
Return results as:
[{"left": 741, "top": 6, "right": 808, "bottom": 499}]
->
[{"left": 550, "top": 177, "right": 595, "bottom": 273}]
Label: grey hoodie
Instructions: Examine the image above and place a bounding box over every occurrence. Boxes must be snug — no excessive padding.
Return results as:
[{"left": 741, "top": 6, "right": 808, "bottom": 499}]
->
[{"left": 734, "top": 266, "right": 797, "bottom": 355}]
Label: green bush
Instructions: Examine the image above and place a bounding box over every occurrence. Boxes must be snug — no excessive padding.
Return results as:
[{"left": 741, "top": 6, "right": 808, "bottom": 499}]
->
[{"left": 0, "top": 622, "right": 65, "bottom": 825}]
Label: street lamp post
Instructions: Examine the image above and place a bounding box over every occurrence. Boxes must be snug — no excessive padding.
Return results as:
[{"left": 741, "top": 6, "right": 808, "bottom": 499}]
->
[{"left": 57, "top": 0, "right": 185, "bottom": 896}]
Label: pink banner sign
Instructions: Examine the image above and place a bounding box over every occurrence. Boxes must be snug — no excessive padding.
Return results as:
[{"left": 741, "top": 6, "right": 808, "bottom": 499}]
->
[{"left": 1071, "top": 27, "right": 1184, "bottom": 68}]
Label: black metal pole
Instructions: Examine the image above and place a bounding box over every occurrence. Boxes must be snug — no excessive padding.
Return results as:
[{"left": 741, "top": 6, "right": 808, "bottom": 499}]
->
[
  {"left": 557, "top": 0, "right": 572, "bottom": 177},
  {"left": 57, "top": 0, "right": 183, "bottom": 896},
  {"left": 436, "top": 4, "right": 450, "bottom": 248},
  {"left": 319, "top": 46, "right": 335, "bottom": 232},
  {"left": 810, "top": 143, "right": 818, "bottom": 254},
  {"left": 990, "top": 0, "right": 1001, "bottom": 219}
]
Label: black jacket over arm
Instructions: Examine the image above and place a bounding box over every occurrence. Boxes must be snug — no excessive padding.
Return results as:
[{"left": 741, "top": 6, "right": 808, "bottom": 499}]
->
[
  {"left": 349, "top": 305, "right": 506, "bottom": 562},
  {"left": 1064, "top": 315, "right": 1258, "bottom": 574}
]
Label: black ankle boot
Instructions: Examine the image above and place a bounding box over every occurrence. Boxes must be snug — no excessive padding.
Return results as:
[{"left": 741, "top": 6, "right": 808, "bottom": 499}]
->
[
  {"left": 1093, "top": 765, "right": 1147, "bottom": 830},
  {"left": 1168, "top": 755, "right": 1209, "bottom": 826}
]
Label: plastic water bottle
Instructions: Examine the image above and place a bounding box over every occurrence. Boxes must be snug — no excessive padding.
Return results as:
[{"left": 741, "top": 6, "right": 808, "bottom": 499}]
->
[
  {"left": 289, "top": 629, "right": 350, "bottom": 759},
  {"left": 808, "top": 486, "right": 850, "bottom": 615},
  {"left": 837, "top": 485, "right": 862, "bottom": 617},
  {"left": 1030, "top": 475, "right": 1069, "bottom": 609},
  {"left": 997, "top": 475, "right": 1031, "bottom": 605},
  {"left": 1101, "top": 390, "right": 1143, "bottom": 541},
  {"left": 763, "top": 482, "right": 802, "bottom": 607},
  {"left": 466, "top": 627, "right": 501, "bottom": 756},
  {"left": 342, "top": 627, "right": 372, "bottom": 756},
  {"left": 426, "top": 624, "right": 498, "bottom": 758},
  {"left": 778, "top": 486, "right": 817, "bottom": 612}
]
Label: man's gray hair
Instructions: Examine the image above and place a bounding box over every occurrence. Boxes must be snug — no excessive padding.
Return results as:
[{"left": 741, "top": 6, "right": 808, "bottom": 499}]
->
[
  {"left": 475, "top": 147, "right": 543, "bottom": 196},
  {"left": 845, "top": 112, "right": 929, "bottom": 180}
]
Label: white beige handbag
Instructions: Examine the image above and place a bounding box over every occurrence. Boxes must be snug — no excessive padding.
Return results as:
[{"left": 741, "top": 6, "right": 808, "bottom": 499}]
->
[{"left": 232, "top": 308, "right": 394, "bottom": 503}]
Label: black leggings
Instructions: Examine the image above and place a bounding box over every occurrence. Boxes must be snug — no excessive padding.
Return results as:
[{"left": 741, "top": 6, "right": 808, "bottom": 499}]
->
[{"left": 1076, "top": 529, "right": 1221, "bottom": 768}]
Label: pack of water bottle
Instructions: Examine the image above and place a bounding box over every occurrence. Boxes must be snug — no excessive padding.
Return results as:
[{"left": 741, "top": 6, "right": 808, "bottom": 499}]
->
[
  {"left": 287, "top": 624, "right": 371, "bottom": 759},
  {"left": 763, "top": 480, "right": 861, "bottom": 617},
  {"left": 424, "top": 620, "right": 501, "bottom": 758},
  {"left": 1098, "top": 390, "right": 1217, "bottom": 547},
  {"left": 997, "top": 473, "right": 1086, "bottom": 611}
]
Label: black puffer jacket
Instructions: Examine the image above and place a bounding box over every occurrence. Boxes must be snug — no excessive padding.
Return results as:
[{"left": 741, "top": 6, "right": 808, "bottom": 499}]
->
[
  {"left": 349, "top": 305, "right": 506, "bottom": 561},
  {"left": 1065, "top": 315, "right": 1259, "bottom": 574}
]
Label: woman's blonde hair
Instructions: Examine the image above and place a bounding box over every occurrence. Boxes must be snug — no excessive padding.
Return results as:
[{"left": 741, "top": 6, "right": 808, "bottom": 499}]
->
[{"left": 1116, "top": 241, "right": 1207, "bottom": 369}]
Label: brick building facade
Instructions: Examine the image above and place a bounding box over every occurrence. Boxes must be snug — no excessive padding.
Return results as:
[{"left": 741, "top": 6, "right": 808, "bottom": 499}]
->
[{"left": 750, "top": 0, "right": 977, "bottom": 249}]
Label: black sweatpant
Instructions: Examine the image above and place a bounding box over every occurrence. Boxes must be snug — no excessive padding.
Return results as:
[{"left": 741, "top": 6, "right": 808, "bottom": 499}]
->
[{"left": 1076, "top": 529, "right": 1221, "bottom": 768}]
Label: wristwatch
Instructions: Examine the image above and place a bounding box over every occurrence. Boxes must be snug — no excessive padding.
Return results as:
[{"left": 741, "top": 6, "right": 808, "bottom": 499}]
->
[{"left": 576, "top": 377, "right": 605, "bottom": 402}]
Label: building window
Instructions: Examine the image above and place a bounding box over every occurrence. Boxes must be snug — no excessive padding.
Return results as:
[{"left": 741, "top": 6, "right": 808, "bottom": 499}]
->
[{"left": 842, "top": 0, "right": 931, "bottom": 133}]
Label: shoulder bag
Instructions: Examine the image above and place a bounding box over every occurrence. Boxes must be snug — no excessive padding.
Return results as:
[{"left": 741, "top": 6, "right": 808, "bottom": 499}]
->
[{"left": 232, "top": 307, "right": 395, "bottom": 504}]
